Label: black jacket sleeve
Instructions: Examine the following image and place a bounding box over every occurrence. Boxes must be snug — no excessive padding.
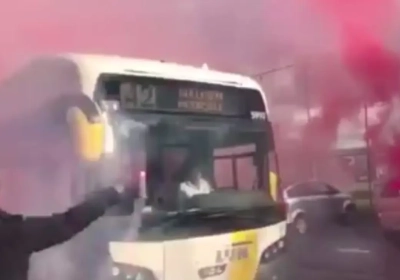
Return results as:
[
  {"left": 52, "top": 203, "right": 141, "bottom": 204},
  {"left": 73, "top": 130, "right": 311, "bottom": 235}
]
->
[{"left": 21, "top": 187, "right": 121, "bottom": 253}]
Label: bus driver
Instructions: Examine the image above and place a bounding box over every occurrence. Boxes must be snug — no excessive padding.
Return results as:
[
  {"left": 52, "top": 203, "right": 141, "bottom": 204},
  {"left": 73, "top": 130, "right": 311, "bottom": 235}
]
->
[{"left": 179, "top": 164, "right": 213, "bottom": 199}]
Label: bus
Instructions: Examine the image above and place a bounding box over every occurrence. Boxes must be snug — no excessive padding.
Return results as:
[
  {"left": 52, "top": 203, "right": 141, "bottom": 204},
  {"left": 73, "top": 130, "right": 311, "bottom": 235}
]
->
[{"left": 1, "top": 54, "right": 287, "bottom": 280}]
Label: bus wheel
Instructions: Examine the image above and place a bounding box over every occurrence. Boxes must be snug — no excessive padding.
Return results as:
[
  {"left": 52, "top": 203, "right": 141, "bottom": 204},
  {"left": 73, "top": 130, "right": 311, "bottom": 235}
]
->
[
  {"left": 293, "top": 214, "right": 308, "bottom": 235},
  {"left": 383, "top": 230, "right": 400, "bottom": 245}
]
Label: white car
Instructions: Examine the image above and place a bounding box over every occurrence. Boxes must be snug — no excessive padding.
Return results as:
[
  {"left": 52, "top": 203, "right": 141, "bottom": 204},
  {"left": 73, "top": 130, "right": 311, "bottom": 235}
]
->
[
  {"left": 373, "top": 179, "right": 400, "bottom": 238},
  {"left": 283, "top": 181, "right": 356, "bottom": 234}
]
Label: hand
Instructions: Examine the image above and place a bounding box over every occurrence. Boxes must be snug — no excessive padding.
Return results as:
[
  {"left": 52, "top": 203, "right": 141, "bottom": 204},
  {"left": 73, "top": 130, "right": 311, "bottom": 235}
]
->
[{"left": 106, "top": 184, "right": 138, "bottom": 216}]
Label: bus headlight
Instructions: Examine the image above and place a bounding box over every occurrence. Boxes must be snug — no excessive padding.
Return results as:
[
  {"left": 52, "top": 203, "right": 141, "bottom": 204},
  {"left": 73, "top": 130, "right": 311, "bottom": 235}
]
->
[
  {"left": 111, "top": 263, "right": 156, "bottom": 280},
  {"left": 260, "top": 238, "right": 286, "bottom": 264}
]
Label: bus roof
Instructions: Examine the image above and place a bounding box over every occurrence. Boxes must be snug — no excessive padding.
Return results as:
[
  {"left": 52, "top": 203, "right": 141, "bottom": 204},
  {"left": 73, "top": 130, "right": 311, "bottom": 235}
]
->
[
  {"left": 59, "top": 53, "right": 259, "bottom": 88},
  {"left": 45, "top": 53, "right": 269, "bottom": 112},
  {"left": 0, "top": 53, "right": 269, "bottom": 118}
]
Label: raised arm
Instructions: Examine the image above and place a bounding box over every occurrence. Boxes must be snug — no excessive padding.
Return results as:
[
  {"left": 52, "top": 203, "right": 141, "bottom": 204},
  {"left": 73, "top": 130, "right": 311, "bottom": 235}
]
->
[{"left": 20, "top": 187, "right": 124, "bottom": 253}]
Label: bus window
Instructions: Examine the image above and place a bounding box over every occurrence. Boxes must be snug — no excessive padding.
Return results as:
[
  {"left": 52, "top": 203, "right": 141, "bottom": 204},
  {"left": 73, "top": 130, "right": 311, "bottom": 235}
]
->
[
  {"left": 213, "top": 144, "right": 258, "bottom": 190},
  {"left": 155, "top": 147, "right": 190, "bottom": 209},
  {"left": 237, "top": 156, "right": 256, "bottom": 190},
  {"left": 112, "top": 116, "right": 147, "bottom": 186},
  {"left": 161, "top": 147, "right": 188, "bottom": 183},
  {"left": 214, "top": 158, "right": 234, "bottom": 188}
]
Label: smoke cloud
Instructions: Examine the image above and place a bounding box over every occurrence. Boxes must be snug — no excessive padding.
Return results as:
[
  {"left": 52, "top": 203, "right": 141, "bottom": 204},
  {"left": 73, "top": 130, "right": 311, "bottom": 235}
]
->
[
  {"left": 256, "top": 0, "right": 400, "bottom": 188},
  {"left": 303, "top": 0, "right": 400, "bottom": 180},
  {"left": 3, "top": 0, "right": 400, "bottom": 278},
  {"left": 0, "top": 1, "right": 282, "bottom": 279}
]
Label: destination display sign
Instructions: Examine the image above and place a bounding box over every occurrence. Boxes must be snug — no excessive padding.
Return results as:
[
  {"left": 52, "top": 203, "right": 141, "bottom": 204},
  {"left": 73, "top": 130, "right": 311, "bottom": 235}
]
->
[{"left": 102, "top": 75, "right": 265, "bottom": 118}]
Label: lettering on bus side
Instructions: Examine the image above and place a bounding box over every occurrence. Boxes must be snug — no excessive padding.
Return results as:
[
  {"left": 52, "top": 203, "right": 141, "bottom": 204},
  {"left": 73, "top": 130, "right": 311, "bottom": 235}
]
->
[
  {"left": 215, "top": 242, "right": 251, "bottom": 264},
  {"left": 178, "top": 89, "right": 223, "bottom": 113}
]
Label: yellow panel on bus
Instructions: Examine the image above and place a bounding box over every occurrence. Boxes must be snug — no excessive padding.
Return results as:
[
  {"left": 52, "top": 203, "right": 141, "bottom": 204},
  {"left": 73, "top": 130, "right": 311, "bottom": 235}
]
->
[{"left": 228, "top": 230, "right": 258, "bottom": 280}]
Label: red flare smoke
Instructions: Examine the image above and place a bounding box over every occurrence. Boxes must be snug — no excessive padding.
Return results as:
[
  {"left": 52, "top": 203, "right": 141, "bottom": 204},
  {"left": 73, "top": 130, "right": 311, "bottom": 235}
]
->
[{"left": 306, "top": 0, "right": 400, "bottom": 181}]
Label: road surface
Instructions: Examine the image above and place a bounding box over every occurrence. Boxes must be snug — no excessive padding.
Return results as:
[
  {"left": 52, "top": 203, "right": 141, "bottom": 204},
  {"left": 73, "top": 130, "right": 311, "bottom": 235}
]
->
[{"left": 258, "top": 213, "right": 400, "bottom": 280}]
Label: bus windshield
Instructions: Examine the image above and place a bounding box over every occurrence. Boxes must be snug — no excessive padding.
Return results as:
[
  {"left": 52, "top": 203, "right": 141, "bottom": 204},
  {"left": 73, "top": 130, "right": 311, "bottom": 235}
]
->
[{"left": 112, "top": 114, "right": 272, "bottom": 213}]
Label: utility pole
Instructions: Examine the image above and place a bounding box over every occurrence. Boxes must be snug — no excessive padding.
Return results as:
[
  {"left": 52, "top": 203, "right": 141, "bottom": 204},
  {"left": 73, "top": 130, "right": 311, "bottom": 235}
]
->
[
  {"left": 301, "top": 63, "right": 317, "bottom": 179},
  {"left": 363, "top": 103, "right": 374, "bottom": 208}
]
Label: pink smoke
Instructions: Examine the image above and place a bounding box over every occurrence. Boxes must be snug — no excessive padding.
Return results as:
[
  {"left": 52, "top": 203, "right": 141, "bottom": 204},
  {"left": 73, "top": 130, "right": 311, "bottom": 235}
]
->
[
  {"left": 295, "top": 0, "right": 400, "bottom": 185},
  {"left": 0, "top": 2, "right": 295, "bottom": 279}
]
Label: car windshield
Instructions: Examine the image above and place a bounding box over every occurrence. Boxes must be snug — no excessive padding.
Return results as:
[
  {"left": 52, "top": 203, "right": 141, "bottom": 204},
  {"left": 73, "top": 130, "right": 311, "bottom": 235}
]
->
[{"left": 286, "top": 181, "right": 339, "bottom": 198}]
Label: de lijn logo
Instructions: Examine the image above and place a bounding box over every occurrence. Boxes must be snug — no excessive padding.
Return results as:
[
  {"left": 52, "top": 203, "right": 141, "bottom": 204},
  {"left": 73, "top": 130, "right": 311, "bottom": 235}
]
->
[{"left": 215, "top": 241, "right": 251, "bottom": 264}]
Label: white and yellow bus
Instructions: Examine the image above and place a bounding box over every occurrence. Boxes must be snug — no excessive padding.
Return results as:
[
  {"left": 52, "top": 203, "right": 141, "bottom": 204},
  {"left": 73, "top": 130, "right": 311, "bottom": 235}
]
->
[{"left": 2, "top": 54, "right": 287, "bottom": 280}]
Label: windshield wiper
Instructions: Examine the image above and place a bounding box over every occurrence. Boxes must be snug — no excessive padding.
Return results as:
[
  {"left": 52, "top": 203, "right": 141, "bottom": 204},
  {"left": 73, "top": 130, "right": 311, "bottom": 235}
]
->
[{"left": 141, "top": 206, "right": 273, "bottom": 231}]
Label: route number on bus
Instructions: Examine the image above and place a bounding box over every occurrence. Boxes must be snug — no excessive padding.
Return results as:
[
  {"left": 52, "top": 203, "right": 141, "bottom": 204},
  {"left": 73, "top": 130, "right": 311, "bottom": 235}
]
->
[{"left": 120, "top": 82, "right": 157, "bottom": 109}]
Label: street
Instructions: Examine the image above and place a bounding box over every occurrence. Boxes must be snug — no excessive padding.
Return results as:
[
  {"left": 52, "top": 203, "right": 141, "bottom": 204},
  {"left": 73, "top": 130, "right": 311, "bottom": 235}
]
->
[{"left": 276, "top": 213, "right": 400, "bottom": 280}]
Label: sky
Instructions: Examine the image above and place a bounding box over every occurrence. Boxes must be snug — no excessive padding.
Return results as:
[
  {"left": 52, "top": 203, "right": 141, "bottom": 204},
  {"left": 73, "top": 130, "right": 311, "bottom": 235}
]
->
[
  {"left": 0, "top": 0, "right": 395, "bottom": 182},
  {"left": 0, "top": 0, "right": 331, "bottom": 78}
]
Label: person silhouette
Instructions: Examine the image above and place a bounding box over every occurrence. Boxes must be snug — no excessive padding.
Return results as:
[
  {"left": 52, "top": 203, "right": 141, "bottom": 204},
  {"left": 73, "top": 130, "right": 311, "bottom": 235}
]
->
[{"left": 0, "top": 184, "right": 137, "bottom": 280}]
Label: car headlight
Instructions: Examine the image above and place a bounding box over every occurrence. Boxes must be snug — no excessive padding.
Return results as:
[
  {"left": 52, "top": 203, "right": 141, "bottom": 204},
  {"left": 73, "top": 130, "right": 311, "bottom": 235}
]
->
[{"left": 111, "top": 263, "right": 156, "bottom": 280}]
